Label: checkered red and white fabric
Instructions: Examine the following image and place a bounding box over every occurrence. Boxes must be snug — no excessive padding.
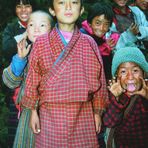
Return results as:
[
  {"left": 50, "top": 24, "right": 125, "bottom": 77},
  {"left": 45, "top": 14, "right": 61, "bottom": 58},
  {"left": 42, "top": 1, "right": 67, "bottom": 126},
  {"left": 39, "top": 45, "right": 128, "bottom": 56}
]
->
[{"left": 22, "top": 27, "right": 108, "bottom": 147}]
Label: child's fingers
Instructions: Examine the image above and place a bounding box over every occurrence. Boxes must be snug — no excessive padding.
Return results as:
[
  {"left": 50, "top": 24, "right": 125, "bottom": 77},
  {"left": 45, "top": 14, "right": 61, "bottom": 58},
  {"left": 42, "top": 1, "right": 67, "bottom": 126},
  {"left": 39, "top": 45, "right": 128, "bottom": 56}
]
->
[
  {"left": 144, "top": 78, "right": 148, "bottom": 86},
  {"left": 139, "top": 77, "right": 147, "bottom": 88},
  {"left": 35, "top": 123, "right": 41, "bottom": 134}
]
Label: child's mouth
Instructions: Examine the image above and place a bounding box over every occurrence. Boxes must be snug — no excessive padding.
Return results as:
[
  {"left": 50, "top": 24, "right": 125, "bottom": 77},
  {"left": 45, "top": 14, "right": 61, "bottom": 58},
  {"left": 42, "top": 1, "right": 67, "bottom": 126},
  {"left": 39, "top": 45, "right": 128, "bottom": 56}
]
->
[{"left": 126, "top": 83, "right": 136, "bottom": 92}]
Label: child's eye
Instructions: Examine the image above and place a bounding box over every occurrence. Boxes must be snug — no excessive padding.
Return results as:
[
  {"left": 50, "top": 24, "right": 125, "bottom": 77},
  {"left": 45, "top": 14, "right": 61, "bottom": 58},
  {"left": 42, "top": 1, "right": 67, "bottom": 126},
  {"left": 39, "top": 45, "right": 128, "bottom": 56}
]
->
[
  {"left": 28, "top": 23, "right": 33, "bottom": 27},
  {"left": 41, "top": 24, "right": 45, "bottom": 27},
  {"left": 121, "top": 70, "right": 126, "bottom": 74},
  {"left": 25, "top": 4, "right": 31, "bottom": 8},
  {"left": 95, "top": 21, "right": 101, "bottom": 26},
  {"left": 133, "top": 68, "right": 139, "bottom": 73},
  {"left": 58, "top": 0, "right": 64, "bottom": 4},
  {"left": 72, "top": 0, "right": 78, "bottom": 4},
  {"left": 119, "top": 69, "right": 127, "bottom": 76},
  {"left": 104, "top": 23, "right": 110, "bottom": 27},
  {"left": 40, "top": 23, "right": 48, "bottom": 27}
]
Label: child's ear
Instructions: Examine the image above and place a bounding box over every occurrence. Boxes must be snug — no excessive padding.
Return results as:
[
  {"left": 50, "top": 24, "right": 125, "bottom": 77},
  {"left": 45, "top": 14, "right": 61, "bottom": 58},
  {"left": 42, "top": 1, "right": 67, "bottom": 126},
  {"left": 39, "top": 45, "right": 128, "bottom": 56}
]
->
[
  {"left": 49, "top": 8, "right": 55, "bottom": 16},
  {"left": 80, "top": 6, "right": 84, "bottom": 16}
]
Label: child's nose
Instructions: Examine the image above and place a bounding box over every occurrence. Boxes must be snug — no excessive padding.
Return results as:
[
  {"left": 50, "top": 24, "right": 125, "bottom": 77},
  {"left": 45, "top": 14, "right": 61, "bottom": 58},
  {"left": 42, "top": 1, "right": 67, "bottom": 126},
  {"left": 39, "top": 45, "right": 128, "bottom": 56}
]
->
[
  {"left": 127, "top": 71, "right": 134, "bottom": 79},
  {"left": 34, "top": 26, "right": 39, "bottom": 32},
  {"left": 66, "top": 2, "right": 72, "bottom": 10},
  {"left": 21, "top": 5, "right": 26, "bottom": 11},
  {"left": 99, "top": 24, "right": 105, "bottom": 31}
]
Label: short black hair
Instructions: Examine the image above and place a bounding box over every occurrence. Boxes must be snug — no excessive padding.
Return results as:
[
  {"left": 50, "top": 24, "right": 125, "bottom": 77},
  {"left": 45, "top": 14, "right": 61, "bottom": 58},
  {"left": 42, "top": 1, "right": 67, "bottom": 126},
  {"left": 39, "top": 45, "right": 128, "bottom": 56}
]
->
[
  {"left": 48, "top": 0, "right": 83, "bottom": 9},
  {"left": 16, "top": 0, "right": 31, "bottom": 5},
  {"left": 87, "top": 2, "right": 114, "bottom": 26}
]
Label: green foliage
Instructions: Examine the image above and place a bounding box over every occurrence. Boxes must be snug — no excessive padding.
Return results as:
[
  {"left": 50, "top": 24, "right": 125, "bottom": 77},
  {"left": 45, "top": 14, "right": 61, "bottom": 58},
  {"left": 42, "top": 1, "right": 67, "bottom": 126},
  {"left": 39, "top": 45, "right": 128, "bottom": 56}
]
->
[
  {"left": 0, "top": 22, "right": 9, "bottom": 148},
  {"left": 0, "top": 92, "right": 9, "bottom": 147}
]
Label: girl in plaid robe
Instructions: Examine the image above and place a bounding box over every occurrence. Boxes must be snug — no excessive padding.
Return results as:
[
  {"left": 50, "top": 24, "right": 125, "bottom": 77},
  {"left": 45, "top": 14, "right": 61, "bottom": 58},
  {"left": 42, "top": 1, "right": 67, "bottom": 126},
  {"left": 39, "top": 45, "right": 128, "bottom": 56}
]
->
[
  {"left": 21, "top": 0, "right": 108, "bottom": 147},
  {"left": 2, "top": 10, "right": 53, "bottom": 148}
]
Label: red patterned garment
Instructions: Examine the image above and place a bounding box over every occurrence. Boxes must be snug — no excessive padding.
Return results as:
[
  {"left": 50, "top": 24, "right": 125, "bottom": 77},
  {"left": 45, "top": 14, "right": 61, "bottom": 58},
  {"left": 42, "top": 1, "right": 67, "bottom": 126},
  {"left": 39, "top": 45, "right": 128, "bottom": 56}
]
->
[
  {"left": 22, "top": 27, "right": 108, "bottom": 147},
  {"left": 103, "top": 93, "right": 148, "bottom": 147}
]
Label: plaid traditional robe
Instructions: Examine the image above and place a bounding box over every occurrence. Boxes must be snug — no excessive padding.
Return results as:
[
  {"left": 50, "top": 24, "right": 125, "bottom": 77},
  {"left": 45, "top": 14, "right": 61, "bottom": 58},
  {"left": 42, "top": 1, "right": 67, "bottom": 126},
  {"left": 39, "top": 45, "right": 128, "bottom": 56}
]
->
[
  {"left": 103, "top": 93, "right": 148, "bottom": 148},
  {"left": 22, "top": 27, "right": 108, "bottom": 148}
]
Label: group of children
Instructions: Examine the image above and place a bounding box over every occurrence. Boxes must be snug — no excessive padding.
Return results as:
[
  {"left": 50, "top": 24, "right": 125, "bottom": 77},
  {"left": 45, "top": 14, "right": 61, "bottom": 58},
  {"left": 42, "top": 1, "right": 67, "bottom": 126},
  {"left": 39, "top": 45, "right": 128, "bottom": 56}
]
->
[{"left": 2, "top": 0, "right": 148, "bottom": 148}]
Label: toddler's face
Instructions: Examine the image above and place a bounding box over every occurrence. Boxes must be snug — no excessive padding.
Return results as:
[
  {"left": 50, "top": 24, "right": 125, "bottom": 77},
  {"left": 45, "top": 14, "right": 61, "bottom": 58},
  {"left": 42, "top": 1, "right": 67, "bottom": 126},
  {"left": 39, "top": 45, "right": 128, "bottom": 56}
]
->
[
  {"left": 90, "top": 14, "right": 110, "bottom": 38},
  {"left": 27, "top": 14, "right": 51, "bottom": 42},
  {"left": 117, "top": 62, "right": 144, "bottom": 95}
]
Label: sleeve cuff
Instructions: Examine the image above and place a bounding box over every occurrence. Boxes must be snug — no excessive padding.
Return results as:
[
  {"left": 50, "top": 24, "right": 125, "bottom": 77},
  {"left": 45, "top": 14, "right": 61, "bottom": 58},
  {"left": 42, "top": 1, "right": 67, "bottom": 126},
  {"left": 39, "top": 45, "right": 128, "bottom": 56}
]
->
[
  {"left": 110, "top": 93, "right": 130, "bottom": 110},
  {"left": 21, "top": 96, "right": 38, "bottom": 110},
  {"left": 11, "top": 54, "right": 27, "bottom": 76}
]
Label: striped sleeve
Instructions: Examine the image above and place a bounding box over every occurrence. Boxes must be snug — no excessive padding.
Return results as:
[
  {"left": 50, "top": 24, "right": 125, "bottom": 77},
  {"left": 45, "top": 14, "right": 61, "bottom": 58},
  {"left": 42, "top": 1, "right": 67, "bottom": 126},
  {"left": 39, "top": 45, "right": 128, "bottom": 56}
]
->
[{"left": 2, "top": 65, "right": 22, "bottom": 89}]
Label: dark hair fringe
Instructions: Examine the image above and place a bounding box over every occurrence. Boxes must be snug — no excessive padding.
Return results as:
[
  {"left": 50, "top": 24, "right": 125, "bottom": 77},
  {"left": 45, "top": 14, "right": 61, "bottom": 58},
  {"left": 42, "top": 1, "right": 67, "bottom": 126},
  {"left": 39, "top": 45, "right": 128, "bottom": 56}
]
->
[
  {"left": 87, "top": 2, "right": 114, "bottom": 25},
  {"left": 16, "top": 0, "right": 31, "bottom": 5},
  {"left": 48, "top": 0, "right": 84, "bottom": 9}
]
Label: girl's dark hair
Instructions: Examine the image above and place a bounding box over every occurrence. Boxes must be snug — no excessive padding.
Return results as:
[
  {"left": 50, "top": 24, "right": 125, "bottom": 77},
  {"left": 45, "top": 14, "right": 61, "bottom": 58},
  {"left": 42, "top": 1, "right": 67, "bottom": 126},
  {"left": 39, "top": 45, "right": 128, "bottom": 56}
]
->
[
  {"left": 16, "top": 0, "right": 31, "bottom": 5},
  {"left": 87, "top": 2, "right": 114, "bottom": 26},
  {"left": 48, "top": 0, "right": 84, "bottom": 9}
]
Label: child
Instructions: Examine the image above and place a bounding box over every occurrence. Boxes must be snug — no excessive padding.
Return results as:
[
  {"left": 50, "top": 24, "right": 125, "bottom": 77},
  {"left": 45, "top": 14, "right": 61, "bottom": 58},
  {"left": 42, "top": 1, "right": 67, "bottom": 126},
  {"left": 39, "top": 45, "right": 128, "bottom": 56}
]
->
[
  {"left": 2, "top": 10, "right": 53, "bottom": 148},
  {"left": 2, "top": 1, "right": 32, "bottom": 146},
  {"left": 109, "top": 0, "right": 148, "bottom": 55},
  {"left": 132, "top": 0, "right": 148, "bottom": 20},
  {"left": 2, "top": 0, "right": 32, "bottom": 62},
  {"left": 131, "top": 0, "right": 148, "bottom": 52},
  {"left": 103, "top": 46, "right": 148, "bottom": 147},
  {"left": 80, "top": 2, "right": 120, "bottom": 80},
  {"left": 21, "top": 0, "right": 108, "bottom": 147}
]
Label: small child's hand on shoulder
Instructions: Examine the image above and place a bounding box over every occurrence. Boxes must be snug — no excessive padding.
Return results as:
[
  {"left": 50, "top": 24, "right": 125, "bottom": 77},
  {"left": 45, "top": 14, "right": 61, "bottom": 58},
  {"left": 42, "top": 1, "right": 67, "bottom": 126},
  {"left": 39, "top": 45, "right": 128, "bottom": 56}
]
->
[{"left": 17, "top": 38, "right": 32, "bottom": 58}]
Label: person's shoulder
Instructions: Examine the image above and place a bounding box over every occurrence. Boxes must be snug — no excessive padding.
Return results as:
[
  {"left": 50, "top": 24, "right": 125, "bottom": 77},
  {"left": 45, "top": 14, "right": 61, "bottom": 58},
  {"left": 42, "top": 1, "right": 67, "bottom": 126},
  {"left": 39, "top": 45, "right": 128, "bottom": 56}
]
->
[
  {"left": 129, "top": 5, "right": 143, "bottom": 13},
  {"left": 80, "top": 28, "right": 88, "bottom": 34},
  {"left": 80, "top": 32, "right": 99, "bottom": 48},
  {"left": 3, "top": 19, "right": 19, "bottom": 32},
  {"left": 80, "top": 32, "right": 95, "bottom": 42},
  {"left": 5, "top": 18, "right": 19, "bottom": 28},
  {"left": 36, "top": 32, "right": 50, "bottom": 43}
]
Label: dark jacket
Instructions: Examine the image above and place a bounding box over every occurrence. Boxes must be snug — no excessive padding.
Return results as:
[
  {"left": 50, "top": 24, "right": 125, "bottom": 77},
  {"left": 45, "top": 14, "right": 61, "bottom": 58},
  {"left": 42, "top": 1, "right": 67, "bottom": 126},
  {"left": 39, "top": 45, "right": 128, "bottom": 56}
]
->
[{"left": 2, "top": 19, "right": 26, "bottom": 62}]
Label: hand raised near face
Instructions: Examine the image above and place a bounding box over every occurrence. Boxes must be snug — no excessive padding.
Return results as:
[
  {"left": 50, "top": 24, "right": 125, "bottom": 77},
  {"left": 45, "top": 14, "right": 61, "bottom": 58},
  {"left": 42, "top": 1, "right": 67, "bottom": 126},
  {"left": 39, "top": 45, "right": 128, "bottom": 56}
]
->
[
  {"left": 108, "top": 77, "right": 125, "bottom": 98},
  {"left": 106, "top": 38, "right": 116, "bottom": 49},
  {"left": 17, "top": 38, "right": 32, "bottom": 59},
  {"left": 133, "top": 78, "right": 148, "bottom": 99},
  {"left": 129, "top": 23, "right": 140, "bottom": 36}
]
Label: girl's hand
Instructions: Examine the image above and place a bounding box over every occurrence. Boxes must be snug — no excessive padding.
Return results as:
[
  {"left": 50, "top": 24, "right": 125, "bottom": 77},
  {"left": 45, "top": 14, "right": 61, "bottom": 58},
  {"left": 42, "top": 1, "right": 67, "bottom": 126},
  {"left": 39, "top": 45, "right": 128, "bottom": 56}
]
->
[
  {"left": 94, "top": 113, "right": 101, "bottom": 134},
  {"left": 108, "top": 77, "right": 125, "bottom": 98},
  {"left": 17, "top": 38, "right": 32, "bottom": 58},
  {"left": 133, "top": 78, "right": 148, "bottom": 99},
  {"left": 30, "top": 109, "right": 41, "bottom": 134},
  {"left": 129, "top": 23, "right": 140, "bottom": 36},
  {"left": 106, "top": 38, "right": 116, "bottom": 49}
]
